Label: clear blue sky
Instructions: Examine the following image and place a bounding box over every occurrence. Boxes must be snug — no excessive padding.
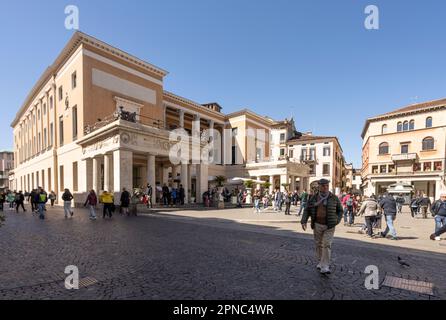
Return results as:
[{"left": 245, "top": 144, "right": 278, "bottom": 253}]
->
[{"left": 1, "top": 0, "right": 446, "bottom": 167}]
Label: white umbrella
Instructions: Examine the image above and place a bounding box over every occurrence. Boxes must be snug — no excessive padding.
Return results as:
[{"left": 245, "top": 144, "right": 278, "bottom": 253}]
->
[{"left": 230, "top": 177, "right": 266, "bottom": 184}]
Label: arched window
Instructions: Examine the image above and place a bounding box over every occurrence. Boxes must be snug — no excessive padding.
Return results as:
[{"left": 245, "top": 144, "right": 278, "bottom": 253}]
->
[
  {"left": 409, "top": 120, "right": 415, "bottom": 130},
  {"left": 397, "top": 122, "right": 403, "bottom": 132},
  {"left": 403, "top": 121, "right": 409, "bottom": 131},
  {"left": 379, "top": 142, "right": 389, "bottom": 155},
  {"left": 382, "top": 124, "right": 388, "bottom": 134},
  {"left": 426, "top": 117, "right": 433, "bottom": 128},
  {"left": 422, "top": 137, "right": 435, "bottom": 151}
]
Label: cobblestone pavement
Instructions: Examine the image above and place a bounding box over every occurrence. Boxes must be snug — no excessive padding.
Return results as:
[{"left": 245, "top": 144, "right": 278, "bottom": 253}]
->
[{"left": 0, "top": 206, "right": 445, "bottom": 300}]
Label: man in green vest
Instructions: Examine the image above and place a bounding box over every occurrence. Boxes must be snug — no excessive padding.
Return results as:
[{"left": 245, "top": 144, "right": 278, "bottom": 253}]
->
[{"left": 301, "top": 179, "right": 343, "bottom": 275}]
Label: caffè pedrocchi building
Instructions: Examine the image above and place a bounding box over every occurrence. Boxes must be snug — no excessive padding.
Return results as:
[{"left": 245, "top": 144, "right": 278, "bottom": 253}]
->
[{"left": 10, "top": 32, "right": 310, "bottom": 206}]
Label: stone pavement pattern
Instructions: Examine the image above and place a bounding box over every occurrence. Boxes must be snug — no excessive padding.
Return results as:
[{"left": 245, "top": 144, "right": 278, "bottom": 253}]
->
[{"left": 0, "top": 206, "right": 445, "bottom": 300}]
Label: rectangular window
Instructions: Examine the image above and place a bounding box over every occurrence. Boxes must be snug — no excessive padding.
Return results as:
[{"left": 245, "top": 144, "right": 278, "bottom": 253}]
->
[
  {"left": 280, "top": 148, "right": 285, "bottom": 156},
  {"left": 73, "top": 162, "right": 78, "bottom": 192},
  {"left": 323, "top": 147, "right": 331, "bottom": 157},
  {"left": 72, "top": 106, "right": 78, "bottom": 140},
  {"left": 380, "top": 165, "right": 387, "bottom": 174},
  {"left": 323, "top": 164, "right": 330, "bottom": 176},
  {"left": 372, "top": 165, "right": 379, "bottom": 174},
  {"left": 71, "top": 71, "right": 77, "bottom": 89},
  {"left": 289, "top": 149, "right": 294, "bottom": 159},
  {"left": 309, "top": 148, "right": 316, "bottom": 160},
  {"left": 231, "top": 145, "right": 236, "bottom": 165},
  {"left": 58, "top": 86, "right": 63, "bottom": 101},
  {"left": 309, "top": 164, "right": 315, "bottom": 175},
  {"left": 43, "top": 128, "right": 47, "bottom": 149},
  {"left": 50, "top": 123, "right": 54, "bottom": 146},
  {"left": 280, "top": 133, "right": 285, "bottom": 143},
  {"left": 48, "top": 168, "right": 52, "bottom": 192},
  {"left": 38, "top": 133, "right": 41, "bottom": 152},
  {"left": 59, "top": 116, "right": 64, "bottom": 146},
  {"left": 434, "top": 161, "right": 443, "bottom": 171},
  {"left": 59, "top": 165, "right": 64, "bottom": 192},
  {"left": 401, "top": 144, "right": 409, "bottom": 154}
]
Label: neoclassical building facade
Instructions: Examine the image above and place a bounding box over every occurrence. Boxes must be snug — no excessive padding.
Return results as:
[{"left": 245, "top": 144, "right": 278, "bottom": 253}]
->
[
  {"left": 361, "top": 98, "right": 446, "bottom": 200},
  {"left": 11, "top": 32, "right": 309, "bottom": 205}
]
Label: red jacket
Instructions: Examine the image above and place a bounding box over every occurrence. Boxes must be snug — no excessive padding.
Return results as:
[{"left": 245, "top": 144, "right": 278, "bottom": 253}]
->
[{"left": 342, "top": 194, "right": 357, "bottom": 210}]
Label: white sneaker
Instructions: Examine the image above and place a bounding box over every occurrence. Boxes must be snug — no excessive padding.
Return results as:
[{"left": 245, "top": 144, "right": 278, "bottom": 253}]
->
[
  {"left": 316, "top": 263, "right": 322, "bottom": 270},
  {"left": 320, "top": 266, "right": 331, "bottom": 274},
  {"left": 435, "top": 236, "right": 441, "bottom": 241}
]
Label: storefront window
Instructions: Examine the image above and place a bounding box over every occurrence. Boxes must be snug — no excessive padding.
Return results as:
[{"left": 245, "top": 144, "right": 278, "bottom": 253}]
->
[
  {"left": 388, "top": 165, "right": 395, "bottom": 173},
  {"left": 372, "top": 166, "right": 378, "bottom": 174},
  {"left": 423, "top": 162, "right": 432, "bottom": 171},
  {"left": 380, "top": 165, "right": 387, "bottom": 173},
  {"left": 434, "top": 161, "right": 442, "bottom": 171}
]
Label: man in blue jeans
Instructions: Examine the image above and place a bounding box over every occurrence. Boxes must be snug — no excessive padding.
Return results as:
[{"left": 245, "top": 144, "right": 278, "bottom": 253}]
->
[
  {"left": 379, "top": 193, "right": 398, "bottom": 240},
  {"left": 430, "top": 193, "right": 446, "bottom": 241},
  {"left": 36, "top": 187, "right": 48, "bottom": 220}
]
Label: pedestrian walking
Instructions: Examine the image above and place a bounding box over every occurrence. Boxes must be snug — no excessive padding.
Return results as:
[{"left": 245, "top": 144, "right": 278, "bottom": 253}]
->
[
  {"left": 342, "top": 191, "right": 357, "bottom": 226},
  {"left": 29, "top": 189, "right": 37, "bottom": 214},
  {"left": 15, "top": 191, "right": 26, "bottom": 212},
  {"left": 100, "top": 190, "right": 114, "bottom": 218},
  {"left": 284, "top": 191, "right": 292, "bottom": 215},
  {"left": 48, "top": 191, "right": 56, "bottom": 207},
  {"left": 410, "top": 197, "right": 420, "bottom": 218},
  {"left": 274, "top": 188, "right": 283, "bottom": 212},
  {"left": 62, "top": 188, "right": 74, "bottom": 219},
  {"left": 120, "top": 188, "right": 131, "bottom": 216},
  {"left": 301, "top": 179, "right": 343, "bottom": 275},
  {"left": 419, "top": 194, "right": 431, "bottom": 219},
  {"left": 84, "top": 190, "right": 98, "bottom": 220},
  {"left": 253, "top": 189, "right": 261, "bottom": 213},
  {"left": 146, "top": 183, "right": 153, "bottom": 208},
  {"left": 357, "top": 195, "right": 379, "bottom": 238},
  {"left": 297, "top": 190, "right": 308, "bottom": 216},
  {"left": 0, "top": 191, "right": 5, "bottom": 211},
  {"left": 430, "top": 193, "right": 446, "bottom": 241},
  {"left": 379, "top": 193, "right": 398, "bottom": 240},
  {"left": 7, "top": 191, "right": 15, "bottom": 210},
  {"left": 395, "top": 193, "right": 405, "bottom": 214},
  {"left": 36, "top": 188, "right": 48, "bottom": 220},
  {"left": 179, "top": 184, "right": 185, "bottom": 205},
  {"left": 262, "top": 193, "right": 270, "bottom": 211}
]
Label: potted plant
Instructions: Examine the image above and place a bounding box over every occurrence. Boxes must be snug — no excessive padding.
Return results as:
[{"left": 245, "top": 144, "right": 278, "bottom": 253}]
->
[
  {"left": 262, "top": 181, "right": 272, "bottom": 192},
  {"left": 214, "top": 176, "right": 227, "bottom": 209},
  {"left": 244, "top": 180, "right": 254, "bottom": 204}
]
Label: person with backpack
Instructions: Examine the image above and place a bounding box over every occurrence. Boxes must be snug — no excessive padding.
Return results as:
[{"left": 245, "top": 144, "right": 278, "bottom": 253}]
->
[
  {"left": 297, "top": 190, "right": 308, "bottom": 216},
  {"left": 379, "top": 193, "right": 398, "bottom": 240},
  {"left": 120, "top": 188, "right": 131, "bottom": 216},
  {"left": 48, "top": 191, "right": 56, "bottom": 207},
  {"left": 430, "top": 193, "right": 446, "bottom": 241},
  {"left": 410, "top": 196, "right": 420, "bottom": 218},
  {"left": 15, "top": 191, "right": 26, "bottom": 212},
  {"left": 301, "top": 179, "right": 343, "bottom": 275},
  {"left": 62, "top": 188, "right": 74, "bottom": 219},
  {"left": 36, "top": 188, "right": 48, "bottom": 220},
  {"left": 342, "top": 191, "right": 357, "bottom": 227},
  {"left": 84, "top": 189, "right": 98, "bottom": 220}
]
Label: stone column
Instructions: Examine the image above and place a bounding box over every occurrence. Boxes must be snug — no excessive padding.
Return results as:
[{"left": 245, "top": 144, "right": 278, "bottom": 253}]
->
[
  {"left": 163, "top": 105, "right": 167, "bottom": 129},
  {"left": 92, "top": 157, "right": 100, "bottom": 193},
  {"left": 280, "top": 174, "right": 288, "bottom": 192},
  {"left": 85, "top": 158, "right": 93, "bottom": 192},
  {"left": 196, "top": 163, "right": 209, "bottom": 203},
  {"left": 147, "top": 154, "right": 156, "bottom": 205},
  {"left": 104, "top": 153, "right": 112, "bottom": 192},
  {"left": 290, "top": 175, "right": 295, "bottom": 192},
  {"left": 179, "top": 110, "right": 185, "bottom": 128},
  {"left": 113, "top": 149, "right": 133, "bottom": 195},
  {"left": 181, "top": 163, "right": 189, "bottom": 204},
  {"left": 269, "top": 176, "right": 274, "bottom": 194}
]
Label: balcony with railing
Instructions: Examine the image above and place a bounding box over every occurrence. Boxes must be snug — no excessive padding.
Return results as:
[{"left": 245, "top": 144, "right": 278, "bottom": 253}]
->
[
  {"left": 300, "top": 154, "right": 317, "bottom": 163},
  {"left": 84, "top": 107, "right": 164, "bottom": 136},
  {"left": 391, "top": 153, "right": 418, "bottom": 162}
]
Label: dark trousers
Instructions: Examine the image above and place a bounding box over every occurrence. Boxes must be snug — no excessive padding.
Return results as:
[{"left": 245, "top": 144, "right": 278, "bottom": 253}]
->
[
  {"left": 365, "top": 216, "right": 376, "bottom": 236},
  {"left": 103, "top": 204, "right": 113, "bottom": 218},
  {"left": 50, "top": 199, "right": 55, "bottom": 207},
  {"left": 16, "top": 201, "right": 26, "bottom": 212},
  {"left": 0, "top": 202, "right": 3, "bottom": 211},
  {"left": 31, "top": 201, "right": 36, "bottom": 211},
  {"left": 285, "top": 202, "right": 291, "bottom": 215},
  {"left": 410, "top": 206, "right": 418, "bottom": 217},
  {"left": 180, "top": 197, "right": 185, "bottom": 205},
  {"left": 344, "top": 207, "right": 355, "bottom": 225},
  {"left": 435, "top": 225, "right": 446, "bottom": 237}
]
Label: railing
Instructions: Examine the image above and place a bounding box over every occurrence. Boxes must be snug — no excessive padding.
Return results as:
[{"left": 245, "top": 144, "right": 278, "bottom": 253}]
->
[
  {"left": 300, "top": 155, "right": 317, "bottom": 162},
  {"left": 84, "top": 107, "right": 165, "bottom": 135},
  {"left": 391, "top": 153, "right": 417, "bottom": 161}
]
